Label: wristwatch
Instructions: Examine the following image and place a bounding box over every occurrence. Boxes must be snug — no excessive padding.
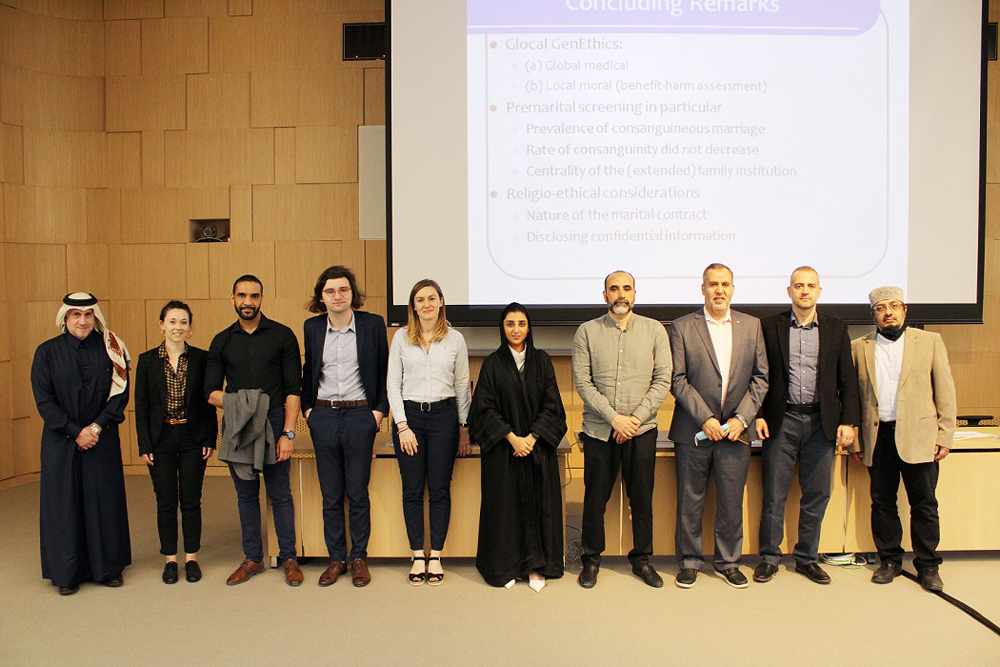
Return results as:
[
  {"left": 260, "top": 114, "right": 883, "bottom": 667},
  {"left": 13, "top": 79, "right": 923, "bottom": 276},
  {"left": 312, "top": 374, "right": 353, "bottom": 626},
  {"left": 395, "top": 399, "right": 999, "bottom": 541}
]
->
[
  {"left": 89, "top": 424, "right": 102, "bottom": 436},
  {"left": 281, "top": 430, "right": 296, "bottom": 440},
  {"left": 735, "top": 415, "right": 749, "bottom": 429}
]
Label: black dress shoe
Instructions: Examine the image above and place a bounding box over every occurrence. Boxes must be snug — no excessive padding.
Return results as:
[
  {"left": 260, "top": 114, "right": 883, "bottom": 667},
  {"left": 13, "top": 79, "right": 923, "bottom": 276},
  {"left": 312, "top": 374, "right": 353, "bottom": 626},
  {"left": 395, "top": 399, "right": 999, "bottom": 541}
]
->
[
  {"left": 871, "top": 561, "right": 902, "bottom": 584},
  {"left": 577, "top": 562, "right": 599, "bottom": 589},
  {"left": 185, "top": 561, "right": 202, "bottom": 583},
  {"left": 795, "top": 562, "right": 831, "bottom": 585},
  {"left": 162, "top": 562, "right": 179, "bottom": 585},
  {"left": 58, "top": 585, "right": 79, "bottom": 596},
  {"left": 917, "top": 566, "right": 943, "bottom": 592},
  {"left": 102, "top": 574, "right": 124, "bottom": 588},
  {"left": 633, "top": 564, "right": 663, "bottom": 588},
  {"left": 675, "top": 568, "right": 698, "bottom": 589},
  {"left": 718, "top": 567, "right": 749, "bottom": 589},
  {"left": 753, "top": 562, "right": 778, "bottom": 583}
]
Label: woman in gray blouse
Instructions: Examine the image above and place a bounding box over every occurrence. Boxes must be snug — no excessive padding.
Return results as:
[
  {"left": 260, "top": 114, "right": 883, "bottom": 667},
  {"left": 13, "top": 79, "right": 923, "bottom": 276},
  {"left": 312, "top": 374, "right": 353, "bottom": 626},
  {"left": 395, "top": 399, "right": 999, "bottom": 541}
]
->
[{"left": 387, "top": 279, "right": 472, "bottom": 585}]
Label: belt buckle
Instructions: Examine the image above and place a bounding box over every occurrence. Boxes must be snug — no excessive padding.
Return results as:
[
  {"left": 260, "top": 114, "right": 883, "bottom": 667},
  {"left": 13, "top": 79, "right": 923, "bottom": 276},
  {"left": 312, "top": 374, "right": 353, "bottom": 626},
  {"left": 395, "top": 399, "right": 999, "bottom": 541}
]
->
[{"left": 420, "top": 401, "right": 431, "bottom": 412}]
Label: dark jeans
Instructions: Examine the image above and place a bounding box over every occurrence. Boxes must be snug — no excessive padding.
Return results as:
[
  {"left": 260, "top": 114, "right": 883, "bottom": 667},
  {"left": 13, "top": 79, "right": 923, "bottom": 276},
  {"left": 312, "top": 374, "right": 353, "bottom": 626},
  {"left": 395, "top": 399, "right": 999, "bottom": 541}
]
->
[
  {"left": 869, "top": 423, "right": 942, "bottom": 570},
  {"left": 580, "top": 429, "right": 657, "bottom": 568},
  {"left": 308, "top": 406, "right": 377, "bottom": 560},
  {"left": 147, "top": 423, "right": 207, "bottom": 555},
  {"left": 759, "top": 412, "right": 834, "bottom": 565},
  {"left": 675, "top": 437, "right": 751, "bottom": 571},
  {"left": 228, "top": 406, "right": 296, "bottom": 563},
  {"left": 393, "top": 404, "right": 459, "bottom": 552}
]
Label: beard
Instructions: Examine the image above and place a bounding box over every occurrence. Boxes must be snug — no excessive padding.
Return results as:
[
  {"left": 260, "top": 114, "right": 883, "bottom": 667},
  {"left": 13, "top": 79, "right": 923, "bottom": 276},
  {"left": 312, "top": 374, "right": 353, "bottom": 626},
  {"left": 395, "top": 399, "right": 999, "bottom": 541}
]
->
[
  {"left": 609, "top": 299, "right": 632, "bottom": 315},
  {"left": 877, "top": 322, "right": 906, "bottom": 341},
  {"left": 235, "top": 303, "right": 260, "bottom": 321}
]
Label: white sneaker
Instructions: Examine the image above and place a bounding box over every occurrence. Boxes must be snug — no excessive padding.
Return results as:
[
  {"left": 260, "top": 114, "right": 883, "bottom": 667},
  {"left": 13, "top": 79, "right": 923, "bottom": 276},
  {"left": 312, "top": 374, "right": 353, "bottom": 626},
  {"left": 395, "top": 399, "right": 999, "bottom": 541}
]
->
[
  {"left": 504, "top": 579, "right": 515, "bottom": 589},
  {"left": 528, "top": 575, "right": 545, "bottom": 592}
]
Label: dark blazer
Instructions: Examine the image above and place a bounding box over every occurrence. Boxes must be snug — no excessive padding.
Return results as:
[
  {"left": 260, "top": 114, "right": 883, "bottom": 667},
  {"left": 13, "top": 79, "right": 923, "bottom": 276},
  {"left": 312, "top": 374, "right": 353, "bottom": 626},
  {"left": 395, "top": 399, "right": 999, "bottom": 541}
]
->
[
  {"left": 668, "top": 308, "right": 769, "bottom": 447},
  {"left": 759, "top": 310, "right": 860, "bottom": 442},
  {"left": 301, "top": 311, "right": 390, "bottom": 415},
  {"left": 134, "top": 345, "right": 219, "bottom": 455}
]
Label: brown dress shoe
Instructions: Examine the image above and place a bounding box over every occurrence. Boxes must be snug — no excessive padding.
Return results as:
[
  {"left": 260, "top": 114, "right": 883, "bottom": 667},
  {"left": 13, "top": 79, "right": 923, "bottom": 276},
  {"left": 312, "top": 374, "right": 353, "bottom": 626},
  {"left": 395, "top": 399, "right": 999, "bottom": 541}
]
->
[
  {"left": 351, "top": 558, "right": 371, "bottom": 587},
  {"left": 226, "top": 559, "right": 265, "bottom": 586},
  {"left": 282, "top": 558, "right": 304, "bottom": 587},
  {"left": 318, "top": 560, "right": 348, "bottom": 587}
]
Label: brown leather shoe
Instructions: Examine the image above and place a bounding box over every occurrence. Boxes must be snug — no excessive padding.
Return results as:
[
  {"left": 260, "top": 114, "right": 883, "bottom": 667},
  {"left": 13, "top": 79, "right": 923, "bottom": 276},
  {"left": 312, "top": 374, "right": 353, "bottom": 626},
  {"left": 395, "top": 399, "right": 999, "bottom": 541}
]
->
[
  {"left": 318, "top": 560, "right": 347, "bottom": 587},
  {"left": 282, "top": 558, "right": 304, "bottom": 587},
  {"left": 226, "top": 559, "right": 264, "bottom": 586},
  {"left": 351, "top": 558, "right": 371, "bottom": 587}
]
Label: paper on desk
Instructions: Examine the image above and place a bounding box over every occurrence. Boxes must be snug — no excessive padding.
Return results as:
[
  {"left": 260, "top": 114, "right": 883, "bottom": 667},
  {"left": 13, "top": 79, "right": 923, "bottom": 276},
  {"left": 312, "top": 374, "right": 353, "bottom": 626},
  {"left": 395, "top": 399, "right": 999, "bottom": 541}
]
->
[{"left": 952, "top": 431, "right": 1000, "bottom": 440}]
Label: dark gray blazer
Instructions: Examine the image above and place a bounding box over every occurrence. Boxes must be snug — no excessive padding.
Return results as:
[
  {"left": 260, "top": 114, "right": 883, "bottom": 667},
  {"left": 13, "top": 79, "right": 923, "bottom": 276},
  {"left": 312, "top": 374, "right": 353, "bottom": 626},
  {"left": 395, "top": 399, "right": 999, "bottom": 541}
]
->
[{"left": 667, "top": 308, "right": 769, "bottom": 446}]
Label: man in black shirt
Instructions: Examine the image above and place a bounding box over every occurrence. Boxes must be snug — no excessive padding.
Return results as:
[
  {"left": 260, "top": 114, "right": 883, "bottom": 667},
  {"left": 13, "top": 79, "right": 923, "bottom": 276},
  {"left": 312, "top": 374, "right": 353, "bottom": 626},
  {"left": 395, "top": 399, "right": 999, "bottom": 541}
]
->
[{"left": 206, "top": 275, "right": 303, "bottom": 586}]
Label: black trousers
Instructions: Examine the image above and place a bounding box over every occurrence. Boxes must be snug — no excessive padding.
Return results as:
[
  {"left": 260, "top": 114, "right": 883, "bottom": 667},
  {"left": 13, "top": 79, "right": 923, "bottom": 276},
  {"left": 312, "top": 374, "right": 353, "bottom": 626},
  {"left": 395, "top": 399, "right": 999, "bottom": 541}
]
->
[
  {"left": 580, "top": 429, "right": 657, "bottom": 568},
  {"left": 308, "top": 406, "right": 377, "bottom": 560},
  {"left": 393, "top": 404, "right": 459, "bottom": 551},
  {"left": 759, "top": 412, "right": 834, "bottom": 565},
  {"left": 147, "top": 423, "right": 207, "bottom": 556},
  {"left": 868, "top": 423, "right": 942, "bottom": 569}
]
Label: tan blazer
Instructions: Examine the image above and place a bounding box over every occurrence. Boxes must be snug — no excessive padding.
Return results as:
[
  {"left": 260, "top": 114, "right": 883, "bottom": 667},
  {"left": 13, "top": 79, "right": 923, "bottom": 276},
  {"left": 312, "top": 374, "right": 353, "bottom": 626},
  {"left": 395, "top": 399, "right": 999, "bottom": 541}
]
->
[{"left": 851, "top": 328, "right": 956, "bottom": 465}]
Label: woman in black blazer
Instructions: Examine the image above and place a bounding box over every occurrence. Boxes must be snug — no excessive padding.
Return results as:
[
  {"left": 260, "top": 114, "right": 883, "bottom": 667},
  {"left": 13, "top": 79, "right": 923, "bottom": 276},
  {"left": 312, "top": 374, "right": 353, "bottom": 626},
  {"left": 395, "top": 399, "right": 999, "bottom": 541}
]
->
[{"left": 135, "top": 301, "right": 218, "bottom": 584}]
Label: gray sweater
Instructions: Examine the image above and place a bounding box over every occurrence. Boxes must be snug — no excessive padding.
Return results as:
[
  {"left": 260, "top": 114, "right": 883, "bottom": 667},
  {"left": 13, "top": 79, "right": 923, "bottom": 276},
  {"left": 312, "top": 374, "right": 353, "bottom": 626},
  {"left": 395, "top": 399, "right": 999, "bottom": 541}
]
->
[{"left": 218, "top": 389, "right": 276, "bottom": 480}]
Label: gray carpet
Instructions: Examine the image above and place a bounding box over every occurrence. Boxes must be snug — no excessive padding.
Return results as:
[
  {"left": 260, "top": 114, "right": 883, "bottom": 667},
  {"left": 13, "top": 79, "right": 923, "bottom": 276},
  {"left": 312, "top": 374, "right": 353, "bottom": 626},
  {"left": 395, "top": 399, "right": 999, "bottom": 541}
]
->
[{"left": 1, "top": 476, "right": 997, "bottom": 665}]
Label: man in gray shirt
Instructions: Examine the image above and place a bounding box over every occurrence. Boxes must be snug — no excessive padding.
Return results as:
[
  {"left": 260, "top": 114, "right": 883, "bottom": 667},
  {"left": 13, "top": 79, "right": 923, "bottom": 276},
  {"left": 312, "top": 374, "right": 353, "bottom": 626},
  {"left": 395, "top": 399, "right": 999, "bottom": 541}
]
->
[{"left": 572, "top": 270, "right": 672, "bottom": 588}]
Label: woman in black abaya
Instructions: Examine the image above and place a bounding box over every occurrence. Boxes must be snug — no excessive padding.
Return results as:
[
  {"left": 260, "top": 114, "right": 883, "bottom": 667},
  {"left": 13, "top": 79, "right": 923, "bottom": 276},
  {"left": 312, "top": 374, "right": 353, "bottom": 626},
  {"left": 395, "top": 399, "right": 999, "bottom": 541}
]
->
[{"left": 469, "top": 303, "right": 567, "bottom": 590}]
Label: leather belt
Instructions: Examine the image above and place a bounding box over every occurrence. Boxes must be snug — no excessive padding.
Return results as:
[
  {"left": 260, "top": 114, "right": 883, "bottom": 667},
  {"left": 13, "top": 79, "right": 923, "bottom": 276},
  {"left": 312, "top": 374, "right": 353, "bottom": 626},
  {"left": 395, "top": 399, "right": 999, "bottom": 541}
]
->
[
  {"left": 164, "top": 418, "right": 188, "bottom": 425},
  {"left": 786, "top": 403, "right": 820, "bottom": 415},
  {"left": 404, "top": 398, "right": 457, "bottom": 412},
  {"left": 315, "top": 399, "right": 369, "bottom": 409}
]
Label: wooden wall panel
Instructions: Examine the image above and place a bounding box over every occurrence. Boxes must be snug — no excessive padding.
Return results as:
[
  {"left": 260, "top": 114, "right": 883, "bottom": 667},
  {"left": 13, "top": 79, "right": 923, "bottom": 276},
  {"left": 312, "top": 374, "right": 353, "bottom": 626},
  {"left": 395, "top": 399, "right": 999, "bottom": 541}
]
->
[
  {"left": 23, "top": 128, "right": 106, "bottom": 188},
  {"left": 295, "top": 126, "right": 357, "bottom": 184},
  {"left": 342, "top": 238, "right": 365, "bottom": 291},
  {"left": 105, "top": 19, "right": 142, "bottom": 77},
  {"left": 12, "top": 417, "right": 41, "bottom": 476},
  {"left": 0, "top": 362, "right": 10, "bottom": 422},
  {"left": 0, "top": 302, "right": 8, "bottom": 363},
  {"left": 0, "top": 185, "right": 5, "bottom": 242},
  {"left": 207, "top": 241, "right": 275, "bottom": 298},
  {"left": 208, "top": 16, "right": 251, "bottom": 73},
  {"left": 5, "top": 244, "right": 66, "bottom": 303},
  {"left": 4, "top": 184, "right": 88, "bottom": 244},
  {"left": 121, "top": 187, "right": 229, "bottom": 243},
  {"left": 229, "top": 184, "right": 252, "bottom": 241},
  {"left": 273, "top": 240, "right": 344, "bottom": 299},
  {"left": 364, "top": 67, "right": 385, "bottom": 126},
  {"left": 3, "top": 124, "right": 25, "bottom": 184},
  {"left": 365, "top": 240, "right": 385, "bottom": 296},
  {"left": 251, "top": 69, "right": 364, "bottom": 127},
  {"left": 253, "top": 0, "right": 385, "bottom": 14},
  {"left": 107, "top": 132, "right": 143, "bottom": 189},
  {"left": 267, "top": 297, "right": 311, "bottom": 349},
  {"left": 106, "top": 75, "right": 187, "bottom": 132},
  {"left": 165, "top": 0, "right": 229, "bottom": 17},
  {"left": 0, "top": 419, "right": 13, "bottom": 481},
  {"left": 118, "top": 244, "right": 188, "bottom": 299},
  {"left": 187, "top": 72, "right": 250, "bottom": 128},
  {"left": 301, "top": 10, "right": 385, "bottom": 71},
  {"left": 0, "top": 8, "right": 104, "bottom": 77},
  {"left": 0, "top": 64, "right": 25, "bottom": 127},
  {"left": 186, "top": 242, "right": 210, "bottom": 299},
  {"left": 67, "top": 244, "right": 113, "bottom": 301},
  {"left": 104, "top": 0, "right": 166, "bottom": 20},
  {"left": 104, "top": 299, "right": 148, "bottom": 368},
  {"left": 142, "top": 130, "right": 166, "bottom": 187},
  {"left": 163, "top": 128, "right": 274, "bottom": 187},
  {"left": 142, "top": 17, "right": 209, "bottom": 74},
  {"left": 86, "top": 188, "right": 123, "bottom": 245},
  {"left": 252, "top": 183, "right": 357, "bottom": 241},
  {"left": 15, "top": 70, "right": 105, "bottom": 132},
  {"left": 274, "top": 127, "right": 295, "bottom": 184},
  {"left": 3, "top": 0, "right": 103, "bottom": 20},
  {"left": 9, "top": 301, "right": 63, "bottom": 361},
  {"left": 249, "top": 15, "right": 297, "bottom": 71},
  {"left": 11, "top": 358, "right": 35, "bottom": 418},
  {"left": 229, "top": 0, "right": 252, "bottom": 16}
]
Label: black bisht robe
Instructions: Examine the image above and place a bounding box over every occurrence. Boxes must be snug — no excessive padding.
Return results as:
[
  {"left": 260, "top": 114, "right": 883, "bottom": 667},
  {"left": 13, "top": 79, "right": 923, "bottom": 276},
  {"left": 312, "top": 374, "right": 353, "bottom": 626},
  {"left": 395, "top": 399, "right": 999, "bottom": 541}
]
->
[
  {"left": 31, "top": 331, "right": 131, "bottom": 588},
  {"left": 468, "top": 317, "right": 567, "bottom": 586}
]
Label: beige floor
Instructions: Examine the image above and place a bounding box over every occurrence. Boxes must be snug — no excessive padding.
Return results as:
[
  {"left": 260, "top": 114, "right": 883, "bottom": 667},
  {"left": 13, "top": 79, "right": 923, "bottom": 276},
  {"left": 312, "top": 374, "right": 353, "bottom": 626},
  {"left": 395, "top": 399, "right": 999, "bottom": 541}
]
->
[{"left": 0, "top": 476, "right": 998, "bottom": 666}]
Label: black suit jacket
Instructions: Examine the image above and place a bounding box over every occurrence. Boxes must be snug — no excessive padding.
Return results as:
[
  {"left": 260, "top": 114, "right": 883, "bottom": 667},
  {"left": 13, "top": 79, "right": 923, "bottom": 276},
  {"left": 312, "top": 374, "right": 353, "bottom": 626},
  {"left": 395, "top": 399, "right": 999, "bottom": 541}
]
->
[
  {"left": 301, "top": 311, "right": 389, "bottom": 415},
  {"left": 134, "top": 345, "right": 219, "bottom": 455},
  {"left": 758, "top": 310, "right": 860, "bottom": 441}
]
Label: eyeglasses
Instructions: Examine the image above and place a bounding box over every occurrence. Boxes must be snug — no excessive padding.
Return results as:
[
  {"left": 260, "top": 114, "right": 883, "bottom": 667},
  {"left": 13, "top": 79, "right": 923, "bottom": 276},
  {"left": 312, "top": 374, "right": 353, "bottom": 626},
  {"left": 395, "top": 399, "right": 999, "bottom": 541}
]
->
[
  {"left": 322, "top": 287, "right": 352, "bottom": 296},
  {"left": 872, "top": 301, "right": 905, "bottom": 314}
]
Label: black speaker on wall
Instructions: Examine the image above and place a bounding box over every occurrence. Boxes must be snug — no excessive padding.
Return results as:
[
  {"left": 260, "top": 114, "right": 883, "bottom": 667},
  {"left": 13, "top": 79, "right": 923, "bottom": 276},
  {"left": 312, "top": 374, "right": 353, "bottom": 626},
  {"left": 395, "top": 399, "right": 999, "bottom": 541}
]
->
[
  {"left": 344, "top": 22, "right": 385, "bottom": 61},
  {"left": 988, "top": 23, "right": 997, "bottom": 61}
]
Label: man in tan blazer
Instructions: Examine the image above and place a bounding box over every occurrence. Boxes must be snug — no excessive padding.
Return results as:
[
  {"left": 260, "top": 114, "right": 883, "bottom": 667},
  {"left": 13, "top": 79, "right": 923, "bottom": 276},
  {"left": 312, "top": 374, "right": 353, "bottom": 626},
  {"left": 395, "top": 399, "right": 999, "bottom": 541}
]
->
[{"left": 851, "top": 286, "right": 956, "bottom": 592}]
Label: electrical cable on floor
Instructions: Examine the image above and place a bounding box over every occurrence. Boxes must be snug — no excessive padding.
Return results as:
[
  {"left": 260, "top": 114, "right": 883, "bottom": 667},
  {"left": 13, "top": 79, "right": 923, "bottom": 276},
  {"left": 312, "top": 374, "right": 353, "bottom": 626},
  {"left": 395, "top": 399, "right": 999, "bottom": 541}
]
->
[{"left": 823, "top": 553, "right": 1000, "bottom": 637}]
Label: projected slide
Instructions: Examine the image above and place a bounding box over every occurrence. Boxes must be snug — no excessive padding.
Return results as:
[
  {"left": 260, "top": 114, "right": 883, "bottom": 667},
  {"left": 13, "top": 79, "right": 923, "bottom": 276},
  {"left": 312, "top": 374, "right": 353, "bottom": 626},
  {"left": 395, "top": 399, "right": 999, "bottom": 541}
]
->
[{"left": 466, "top": 0, "right": 908, "bottom": 304}]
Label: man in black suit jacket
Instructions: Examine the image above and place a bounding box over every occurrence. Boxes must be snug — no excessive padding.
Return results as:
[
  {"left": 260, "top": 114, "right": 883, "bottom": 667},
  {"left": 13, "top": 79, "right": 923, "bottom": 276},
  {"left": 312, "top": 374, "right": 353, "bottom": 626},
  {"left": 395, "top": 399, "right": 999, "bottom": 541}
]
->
[
  {"left": 302, "top": 265, "right": 389, "bottom": 587},
  {"left": 753, "top": 267, "right": 859, "bottom": 585}
]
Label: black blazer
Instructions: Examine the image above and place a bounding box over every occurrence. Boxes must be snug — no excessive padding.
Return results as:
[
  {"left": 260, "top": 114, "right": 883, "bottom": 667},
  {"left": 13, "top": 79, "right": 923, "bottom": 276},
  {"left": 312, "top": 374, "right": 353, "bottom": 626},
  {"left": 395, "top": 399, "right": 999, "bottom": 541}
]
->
[
  {"left": 758, "top": 310, "right": 860, "bottom": 441},
  {"left": 134, "top": 345, "right": 219, "bottom": 455},
  {"left": 301, "top": 311, "right": 389, "bottom": 415}
]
